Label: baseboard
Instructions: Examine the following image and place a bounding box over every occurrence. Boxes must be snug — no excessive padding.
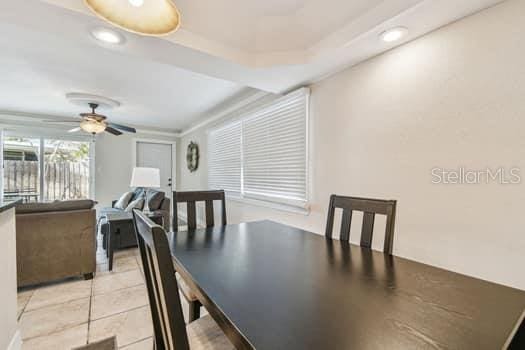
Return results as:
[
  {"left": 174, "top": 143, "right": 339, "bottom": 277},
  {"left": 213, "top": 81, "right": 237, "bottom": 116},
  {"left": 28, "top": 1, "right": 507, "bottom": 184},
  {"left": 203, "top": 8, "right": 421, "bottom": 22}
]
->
[{"left": 8, "top": 330, "right": 22, "bottom": 350}]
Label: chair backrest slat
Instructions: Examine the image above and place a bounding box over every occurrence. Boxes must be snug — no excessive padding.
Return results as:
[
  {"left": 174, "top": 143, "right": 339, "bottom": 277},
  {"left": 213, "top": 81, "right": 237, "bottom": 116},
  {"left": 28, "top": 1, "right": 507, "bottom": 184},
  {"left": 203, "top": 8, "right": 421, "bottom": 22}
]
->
[
  {"left": 133, "top": 209, "right": 190, "bottom": 350},
  {"left": 340, "top": 209, "right": 353, "bottom": 241},
  {"left": 173, "top": 190, "right": 227, "bottom": 232},
  {"left": 325, "top": 195, "right": 397, "bottom": 254},
  {"left": 360, "top": 212, "right": 376, "bottom": 249},
  {"left": 205, "top": 200, "right": 214, "bottom": 227},
  {"left": 186, "top": 201, "right": 197, "bottom": 230}
]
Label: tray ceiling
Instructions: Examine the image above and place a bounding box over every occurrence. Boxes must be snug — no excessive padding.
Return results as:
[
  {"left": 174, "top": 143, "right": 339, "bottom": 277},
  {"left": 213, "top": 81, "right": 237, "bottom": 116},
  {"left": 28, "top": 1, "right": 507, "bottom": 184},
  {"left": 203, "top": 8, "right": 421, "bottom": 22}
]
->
[{"left": 0, "top": 0, "right": 506, "bottom": 131}]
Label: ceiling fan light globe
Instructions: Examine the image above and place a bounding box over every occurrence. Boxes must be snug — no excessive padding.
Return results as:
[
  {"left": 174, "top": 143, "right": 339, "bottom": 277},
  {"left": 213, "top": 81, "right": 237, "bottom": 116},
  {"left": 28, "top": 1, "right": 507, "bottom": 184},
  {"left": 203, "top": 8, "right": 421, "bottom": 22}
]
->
[
  {"left": 128, "top": 0, "right": 144, "bottom": 7},
  {"left": 80, "top": 120, "right": 106, "bottom": 134}
]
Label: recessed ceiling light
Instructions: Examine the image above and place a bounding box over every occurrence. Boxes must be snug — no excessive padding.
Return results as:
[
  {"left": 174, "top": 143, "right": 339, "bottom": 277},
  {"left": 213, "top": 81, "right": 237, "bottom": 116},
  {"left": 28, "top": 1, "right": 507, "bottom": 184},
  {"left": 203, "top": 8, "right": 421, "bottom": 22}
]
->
[
  {"left": 380, "top": 27, "right": 408, "bottom": 43},
  {"left": 128, "top": 0, "right": 144, "bottom": 7},
  {"left": 90, "top": 27, "right": 125, "bottom": 45}
]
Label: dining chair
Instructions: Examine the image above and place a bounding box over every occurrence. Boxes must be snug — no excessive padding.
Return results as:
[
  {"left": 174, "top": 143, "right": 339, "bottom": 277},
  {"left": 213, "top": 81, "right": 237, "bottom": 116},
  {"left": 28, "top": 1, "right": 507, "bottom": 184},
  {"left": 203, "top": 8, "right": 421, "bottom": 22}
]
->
[
  {"left": 172, "top": 190, "right": 227, "bottom": 322},
  {"left": 132, "top": 209, "right": 234, "bottom": 350},
  {"left": 325, "top": 195, "right": 397, "bottom": 254},
  {"left": 173, "top": 190, "right": 227, "bottom": 231}
]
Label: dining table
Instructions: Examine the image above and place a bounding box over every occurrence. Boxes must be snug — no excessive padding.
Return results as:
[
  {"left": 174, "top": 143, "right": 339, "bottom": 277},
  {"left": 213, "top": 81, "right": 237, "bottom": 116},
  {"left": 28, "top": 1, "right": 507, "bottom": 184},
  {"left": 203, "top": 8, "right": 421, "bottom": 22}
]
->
[{"left": 168, "top": 220, "right": 525, "bottom": 349}]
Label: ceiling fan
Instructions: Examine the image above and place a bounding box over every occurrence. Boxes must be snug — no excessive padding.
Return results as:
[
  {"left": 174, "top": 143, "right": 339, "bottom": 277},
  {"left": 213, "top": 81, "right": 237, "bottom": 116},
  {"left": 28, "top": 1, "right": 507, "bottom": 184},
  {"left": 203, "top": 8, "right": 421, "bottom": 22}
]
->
[{"left": 45, "top": 103, "right": 136, "bottom": 136}]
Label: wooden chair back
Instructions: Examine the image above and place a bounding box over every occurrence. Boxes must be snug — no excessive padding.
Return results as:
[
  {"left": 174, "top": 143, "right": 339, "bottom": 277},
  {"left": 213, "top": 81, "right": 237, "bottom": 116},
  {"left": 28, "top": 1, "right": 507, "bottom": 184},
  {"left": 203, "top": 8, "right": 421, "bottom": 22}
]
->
[
  {"left": 132, "top": 209, "right": 190, "bottom": 350},
  {"left": 172, "top": 190, "right": 227, "bottom": 231},
  {"left": 325, "top": 195, "right": 397, "bottom": 254}
]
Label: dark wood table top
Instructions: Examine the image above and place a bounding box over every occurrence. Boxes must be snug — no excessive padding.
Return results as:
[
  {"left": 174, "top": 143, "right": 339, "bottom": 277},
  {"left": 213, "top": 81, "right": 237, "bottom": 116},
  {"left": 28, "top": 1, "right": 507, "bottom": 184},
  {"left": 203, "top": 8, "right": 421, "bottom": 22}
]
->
[{"left": 168, "top": 220, "right": 525, "bottom": 350}]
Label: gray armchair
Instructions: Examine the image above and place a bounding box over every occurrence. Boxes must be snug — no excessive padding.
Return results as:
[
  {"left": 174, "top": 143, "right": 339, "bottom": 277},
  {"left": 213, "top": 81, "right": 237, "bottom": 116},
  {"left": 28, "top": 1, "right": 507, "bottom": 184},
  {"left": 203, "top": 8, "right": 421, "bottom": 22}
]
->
[
  {"left": 109, "top": 196, "right": 170, "bottom": 230},
  {"left": 98, "top": 189, "right": 171, "bottom": 252}
]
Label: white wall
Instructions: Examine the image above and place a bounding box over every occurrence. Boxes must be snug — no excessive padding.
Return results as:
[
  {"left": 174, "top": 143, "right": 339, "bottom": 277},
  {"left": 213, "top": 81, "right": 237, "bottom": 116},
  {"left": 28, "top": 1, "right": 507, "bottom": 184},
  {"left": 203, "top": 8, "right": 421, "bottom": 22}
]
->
[
  {"left": 0, "top": 208, "right": 20, "bottom": 350},
  {"left": 95, "top": 132, "right": 177, "bottom": 207},
  {"left": 177, "top": 0, "right": 525, "bottom": 291}
]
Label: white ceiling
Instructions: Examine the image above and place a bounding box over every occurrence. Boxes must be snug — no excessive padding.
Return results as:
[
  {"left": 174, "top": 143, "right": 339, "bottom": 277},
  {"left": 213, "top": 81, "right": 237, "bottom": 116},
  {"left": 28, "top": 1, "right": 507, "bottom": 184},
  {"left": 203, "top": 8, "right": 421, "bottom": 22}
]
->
[
  {"left": 0, "top": 0, "right": 505, "bottom": 132},
  {"left": 0, "top": 0, "right": 255, "bottom": 132},
  {"left": 177, "top": 0, "right": 385, "bottom": 53}
]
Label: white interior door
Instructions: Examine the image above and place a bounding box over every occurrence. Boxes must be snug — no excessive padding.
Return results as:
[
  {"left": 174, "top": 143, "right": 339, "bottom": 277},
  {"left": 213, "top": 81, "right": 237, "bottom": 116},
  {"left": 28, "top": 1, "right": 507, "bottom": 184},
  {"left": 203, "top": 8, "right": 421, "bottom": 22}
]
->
[{"left": 136, "top": 141, "right": 173, "bottom": 198}]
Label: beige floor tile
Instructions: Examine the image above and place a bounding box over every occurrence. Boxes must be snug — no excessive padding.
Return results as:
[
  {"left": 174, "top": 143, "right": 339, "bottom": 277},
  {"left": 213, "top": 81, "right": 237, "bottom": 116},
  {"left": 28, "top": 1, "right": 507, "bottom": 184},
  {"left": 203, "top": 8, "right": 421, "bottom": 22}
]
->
[
  {"left": 89, "top": 306, "right": 152, "bottom": 348},
  {"left": 93, "top": 269, "right": 144, "bottom": 296},
  {"left": 91, "top": 285, "right": 149, "bottom": 320},
  {"left": 112, "top": 256, "right": 139, "bottom": 273},
  {"left": 20, "top": 298, "right": 90, "bottom": 340},
  {"left": 25, "top": 279, "right": 92, "bottom": 311},
  {"left": 119, "top": 337, "right": 153, "bottom": 350},
  {"left": 18, "top": 290, "right": 34, "bottom": 319},
  {"left": 96, "top": 256, "right": 139, "bottom": 277},
  {"left": 135, "top": 256, "right": 145, "bottom": 275},
  {"left": 114, "top": 248, "right": 139, "bottom": 259},
  {"left": 22, "top": 323, "right": 88, "bottom": 350}
]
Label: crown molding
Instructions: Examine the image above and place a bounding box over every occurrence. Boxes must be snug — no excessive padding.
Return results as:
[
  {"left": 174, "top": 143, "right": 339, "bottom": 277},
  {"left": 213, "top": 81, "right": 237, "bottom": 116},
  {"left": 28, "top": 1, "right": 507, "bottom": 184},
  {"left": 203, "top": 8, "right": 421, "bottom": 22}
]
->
[
  {"left": 135, "top": 127, "right": 180, "bottom": 138},
  {"left": 177, "top": 90, "right": 271, "bottom": 137}
]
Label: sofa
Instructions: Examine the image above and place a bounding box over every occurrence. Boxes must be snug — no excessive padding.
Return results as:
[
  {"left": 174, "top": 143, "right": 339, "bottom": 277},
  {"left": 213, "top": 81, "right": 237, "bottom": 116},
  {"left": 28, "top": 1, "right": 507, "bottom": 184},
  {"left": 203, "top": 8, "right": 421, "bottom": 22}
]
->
[
  {"left": 16, "top": 199, "right": 97, "bottom": 287},
  {"left": 98, "top": 188, "right": 170, "bottom": 251}
]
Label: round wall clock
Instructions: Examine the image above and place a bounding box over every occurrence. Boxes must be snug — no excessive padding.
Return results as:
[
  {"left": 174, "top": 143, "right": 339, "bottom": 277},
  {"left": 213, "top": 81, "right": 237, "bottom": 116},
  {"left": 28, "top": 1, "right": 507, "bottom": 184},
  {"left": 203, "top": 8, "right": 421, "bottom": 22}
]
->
[{"left": 186, "top": 141, "right": 199, "bottom": 172}]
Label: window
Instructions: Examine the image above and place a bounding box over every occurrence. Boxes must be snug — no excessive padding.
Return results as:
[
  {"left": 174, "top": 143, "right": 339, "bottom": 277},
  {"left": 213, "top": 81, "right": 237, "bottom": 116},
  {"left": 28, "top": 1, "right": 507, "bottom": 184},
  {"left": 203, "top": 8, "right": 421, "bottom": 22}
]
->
[
  {"left": 2, "top": 135, "right": 94, "bottom": 202},
  {"left": 2, "top": 137, "right": 41, "bottom": 202},
  {"left": 208, "top": 88, "right": 309, "bottom": 209},
  {"left": 208, "top": 121, "right": 242, "bottom": 195},
  {"left": 43, "top": 139, "right": 92, "bottom": 201}
]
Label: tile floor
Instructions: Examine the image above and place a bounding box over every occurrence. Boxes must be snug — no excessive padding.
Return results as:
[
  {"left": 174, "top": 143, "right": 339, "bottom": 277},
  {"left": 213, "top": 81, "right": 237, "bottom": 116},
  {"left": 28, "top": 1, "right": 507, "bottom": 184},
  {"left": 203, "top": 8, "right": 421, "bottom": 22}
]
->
[{"left": 17, "top": 235, "right": 195, "bottom": 350}]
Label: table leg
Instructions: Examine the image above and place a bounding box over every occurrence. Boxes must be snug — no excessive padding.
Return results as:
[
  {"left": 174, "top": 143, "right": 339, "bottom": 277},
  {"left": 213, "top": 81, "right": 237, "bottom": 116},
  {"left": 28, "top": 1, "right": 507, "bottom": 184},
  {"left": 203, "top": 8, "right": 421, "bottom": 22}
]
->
[
  {"left": 105, "top": 232, "right": 110, "bottom": 258},
  {"left": 108, "top": 224, "right": 114, "bottom": 271}
]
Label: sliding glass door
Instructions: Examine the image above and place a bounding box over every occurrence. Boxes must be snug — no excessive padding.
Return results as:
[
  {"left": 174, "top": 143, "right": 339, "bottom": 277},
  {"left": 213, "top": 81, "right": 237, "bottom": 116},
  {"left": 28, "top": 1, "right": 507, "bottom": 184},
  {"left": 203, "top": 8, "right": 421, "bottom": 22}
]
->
[
  {"left": 2, "top": 135, "right": 93, "bottom": 202},
  {"left": 3, "top": 136, "right": 41, "bottom": 202}
]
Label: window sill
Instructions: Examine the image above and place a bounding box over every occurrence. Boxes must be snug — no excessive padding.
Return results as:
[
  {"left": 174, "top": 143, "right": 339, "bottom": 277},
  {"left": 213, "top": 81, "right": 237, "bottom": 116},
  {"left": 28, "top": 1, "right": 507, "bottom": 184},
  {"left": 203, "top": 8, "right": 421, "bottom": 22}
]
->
[{"left": 227, "top": 196, "right": 310, "bottom": 216}]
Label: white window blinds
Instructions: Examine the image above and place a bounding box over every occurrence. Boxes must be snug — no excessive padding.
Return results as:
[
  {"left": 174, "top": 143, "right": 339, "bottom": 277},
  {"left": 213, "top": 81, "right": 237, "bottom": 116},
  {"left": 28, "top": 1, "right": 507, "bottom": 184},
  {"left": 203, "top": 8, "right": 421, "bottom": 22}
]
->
[
  {"left": 208, "top": 88, "right": 309, "bottom": 208},
  {"left": 243, "top": 90, "right": 307, "bottom": 206},
  {"left": 208, "top": 121, "right": 242, "bottom": 195}
]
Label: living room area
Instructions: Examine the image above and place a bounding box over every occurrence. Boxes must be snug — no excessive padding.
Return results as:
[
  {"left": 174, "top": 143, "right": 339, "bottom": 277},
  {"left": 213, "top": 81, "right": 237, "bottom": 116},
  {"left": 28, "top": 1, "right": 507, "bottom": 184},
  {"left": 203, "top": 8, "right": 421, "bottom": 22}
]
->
[{"left": 1, "top": 124, "right": 179, "bottom": 349}]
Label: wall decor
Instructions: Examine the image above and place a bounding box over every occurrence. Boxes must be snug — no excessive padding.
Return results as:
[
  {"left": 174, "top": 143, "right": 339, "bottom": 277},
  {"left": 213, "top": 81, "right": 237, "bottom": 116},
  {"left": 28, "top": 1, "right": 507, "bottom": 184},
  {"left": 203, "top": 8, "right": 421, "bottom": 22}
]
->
[{"left": 186, "top": 141, "right": 199, "bottom": 172}]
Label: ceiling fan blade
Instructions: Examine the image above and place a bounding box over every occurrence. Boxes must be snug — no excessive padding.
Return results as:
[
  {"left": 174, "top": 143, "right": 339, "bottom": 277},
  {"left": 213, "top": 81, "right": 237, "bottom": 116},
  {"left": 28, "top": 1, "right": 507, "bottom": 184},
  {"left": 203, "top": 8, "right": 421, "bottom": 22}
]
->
[
  {"left": 68, "top": 127, "right": 81, "bottom": 133},
  {"left": 42, "top": 120, "right": 79, "bottom": 124},
  {"left": 105, "top": 126, "right": 123, "bottom": 136},
  {"left": 107, "top": 122, "right": 136, "bottom": 133},
  {"left": 42, "top": 117, "right": 81, "bottom": 123}
]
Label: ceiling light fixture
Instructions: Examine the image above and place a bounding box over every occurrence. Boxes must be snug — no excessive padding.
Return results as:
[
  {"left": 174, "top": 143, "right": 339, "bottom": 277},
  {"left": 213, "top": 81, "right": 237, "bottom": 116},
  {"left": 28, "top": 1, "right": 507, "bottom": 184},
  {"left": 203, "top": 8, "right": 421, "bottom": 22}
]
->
[
  {"left": 91, "top": 27, "right": 125, "bottom": 44},
  {"left": 80, "top": 119, "right": 107, "bottom": 134},
  {"left": 84, "top": 0, "right": 181, "bottom": 36},
  {"left": 380, "top": 27, "right": 408, "bottom": 43},
  {"left": 128, "top": 0, "right": 144, "bottom": 7}
]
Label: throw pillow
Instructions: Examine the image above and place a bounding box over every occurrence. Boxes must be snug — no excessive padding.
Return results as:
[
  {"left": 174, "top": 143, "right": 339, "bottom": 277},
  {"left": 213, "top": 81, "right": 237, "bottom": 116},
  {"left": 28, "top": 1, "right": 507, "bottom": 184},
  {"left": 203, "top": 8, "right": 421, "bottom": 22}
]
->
[
  {"left": 130, "top": 187, "right": 145, "bottom": 201},
  {"left": 124, "top": 198, "right": 145, "bottom": 212},
  {"left": 145, "top": 189, "right": 165, "bottom": 211},
  {"left": 114, "top": 191, "right": 133, "bottom": 210}
]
